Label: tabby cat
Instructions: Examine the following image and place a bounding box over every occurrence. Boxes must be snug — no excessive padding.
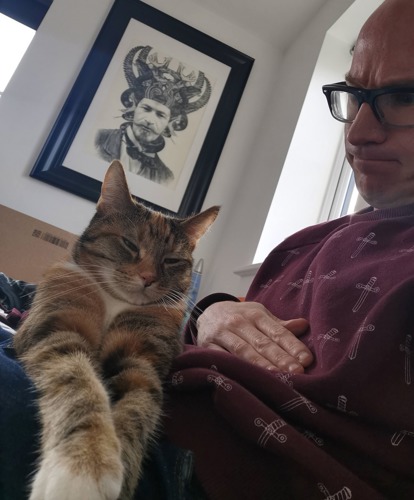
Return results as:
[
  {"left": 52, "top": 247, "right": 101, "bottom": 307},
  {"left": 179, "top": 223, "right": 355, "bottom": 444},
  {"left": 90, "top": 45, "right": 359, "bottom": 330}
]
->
[{"left": 13, "top": 160, "right": 219, "bottom": 500}]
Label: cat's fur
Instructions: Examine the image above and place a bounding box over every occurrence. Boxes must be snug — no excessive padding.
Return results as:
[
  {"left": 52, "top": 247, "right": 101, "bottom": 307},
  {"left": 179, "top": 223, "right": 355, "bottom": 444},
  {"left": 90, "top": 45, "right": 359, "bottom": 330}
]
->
[{"left": 13, "top": 160, "right": 219, "bottom": 500}]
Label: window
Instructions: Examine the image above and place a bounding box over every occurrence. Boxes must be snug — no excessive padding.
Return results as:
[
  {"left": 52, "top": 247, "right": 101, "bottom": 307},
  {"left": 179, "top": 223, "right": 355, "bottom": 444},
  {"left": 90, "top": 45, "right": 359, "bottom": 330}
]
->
[
  {"left": 0, "top": 14, "right": 35, "bottom": 97},
  {"left": 324, "top": 135, "right": 368, "bottom": 221},
  {"left": 0, "top": 0, "right": 52, "bottom": 97},
  {"left": 329, "top": 160, "right": 365, "bottom": 219},
  {"left": 252, "top": 1, "right": 374, "bottom": 265},
  {"left": 0, "top": 0, "right": 52, "bottom": 30}
]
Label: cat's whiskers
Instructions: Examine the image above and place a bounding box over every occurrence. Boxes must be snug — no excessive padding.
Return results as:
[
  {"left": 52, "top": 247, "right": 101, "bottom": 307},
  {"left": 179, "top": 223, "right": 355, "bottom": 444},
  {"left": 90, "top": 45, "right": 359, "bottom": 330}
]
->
[
  {"left": 20, "top": 269, "right": 193, "bottom": 314},
  {"left": 158, "top": 290, "right": 189, "bottom": 313},
  {"left": 29, "top": 284, "right": 101, "bottom": 308},
  {"left": 182, "top": 300, "right": 205, "bottom": 330},
  {"left": 29, "top": 274, "right": 119, "bottom": 308},
  {"left": 35, "top": 264, "right": 169, "bottom": 308}
]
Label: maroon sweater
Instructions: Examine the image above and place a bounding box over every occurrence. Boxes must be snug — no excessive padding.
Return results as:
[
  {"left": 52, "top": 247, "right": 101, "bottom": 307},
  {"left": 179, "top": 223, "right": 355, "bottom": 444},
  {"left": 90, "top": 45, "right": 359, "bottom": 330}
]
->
[{"left": 164, "top": 205, "right": 414, "bottom": 499}]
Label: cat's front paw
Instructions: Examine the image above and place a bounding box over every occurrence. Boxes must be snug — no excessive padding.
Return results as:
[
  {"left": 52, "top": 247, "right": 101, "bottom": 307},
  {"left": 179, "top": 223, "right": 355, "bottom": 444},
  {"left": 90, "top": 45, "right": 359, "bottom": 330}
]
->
[{"left": 29, "top": 448, "right": 123, "bottom": 500}]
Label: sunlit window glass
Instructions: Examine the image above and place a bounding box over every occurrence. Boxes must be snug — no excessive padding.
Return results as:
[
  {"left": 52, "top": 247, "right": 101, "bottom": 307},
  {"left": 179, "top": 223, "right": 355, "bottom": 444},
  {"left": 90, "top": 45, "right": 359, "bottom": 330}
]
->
[{"left": 0, "top": 13, "right": 35, "bottom": 96}]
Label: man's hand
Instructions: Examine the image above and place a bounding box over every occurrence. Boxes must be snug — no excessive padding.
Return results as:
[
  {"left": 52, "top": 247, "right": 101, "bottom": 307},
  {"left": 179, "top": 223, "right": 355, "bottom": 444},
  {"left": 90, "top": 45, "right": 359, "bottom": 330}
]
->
[{"left": 196, "top": 301, "right": 313, "bottom": 373}]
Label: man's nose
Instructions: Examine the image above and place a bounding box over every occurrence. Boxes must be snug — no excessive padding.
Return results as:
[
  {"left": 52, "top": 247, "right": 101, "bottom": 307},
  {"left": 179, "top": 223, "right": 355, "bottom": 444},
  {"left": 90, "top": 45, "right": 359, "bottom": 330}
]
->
[{"left": 346, "top": 102, "right": 387, "bottom": 145}]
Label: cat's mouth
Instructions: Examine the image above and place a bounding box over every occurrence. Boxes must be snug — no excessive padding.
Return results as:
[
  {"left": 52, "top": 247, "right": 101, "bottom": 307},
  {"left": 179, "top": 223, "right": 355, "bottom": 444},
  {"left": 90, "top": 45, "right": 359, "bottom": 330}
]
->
[{"left": 115, "top": 284, "right": 163, "bottom": 306}]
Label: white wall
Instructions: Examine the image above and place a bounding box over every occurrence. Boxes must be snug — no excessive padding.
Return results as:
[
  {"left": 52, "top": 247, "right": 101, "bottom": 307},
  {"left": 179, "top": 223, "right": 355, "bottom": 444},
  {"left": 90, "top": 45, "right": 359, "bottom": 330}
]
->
[
  {"left": 0, "top": 0, "right": 115, "bottom": 232},
  {"left": 197, "top": 0, "right": 356, "bottom": 297},
  {"left": 254, "top": 0, "right": 381, "bottom": 263},
  {"left": 0, "top": 0, "right": 356, "bottom": 299}
]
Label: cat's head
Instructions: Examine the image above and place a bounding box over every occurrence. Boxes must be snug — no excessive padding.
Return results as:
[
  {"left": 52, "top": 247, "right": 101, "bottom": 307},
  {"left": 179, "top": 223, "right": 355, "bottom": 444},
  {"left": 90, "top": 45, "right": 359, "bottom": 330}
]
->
[{"left": 75, "top": 161, "right": 219, "bottom": 307}]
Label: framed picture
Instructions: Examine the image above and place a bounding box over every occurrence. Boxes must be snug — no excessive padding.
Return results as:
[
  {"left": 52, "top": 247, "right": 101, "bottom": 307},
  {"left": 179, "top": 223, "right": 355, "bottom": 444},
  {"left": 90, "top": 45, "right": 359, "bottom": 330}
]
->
[{"left": 30, "top": 0, "right": 254, "bottom": 216}]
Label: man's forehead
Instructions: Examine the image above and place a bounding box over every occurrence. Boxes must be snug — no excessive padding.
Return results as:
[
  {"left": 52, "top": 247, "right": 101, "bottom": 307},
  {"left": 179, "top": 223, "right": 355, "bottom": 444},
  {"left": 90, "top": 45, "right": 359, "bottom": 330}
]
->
[
  {"left": 359, "top": 0, "right": 414, "bottom": 41},
  {"left": 347, "top": 0, "right": 414, "bottom": 88},
  {"left": 345, "top": 72, "right": 414, "bottom": 88},
  {"left": 138, "top": 98, "right": 171, "bottom": 113}
]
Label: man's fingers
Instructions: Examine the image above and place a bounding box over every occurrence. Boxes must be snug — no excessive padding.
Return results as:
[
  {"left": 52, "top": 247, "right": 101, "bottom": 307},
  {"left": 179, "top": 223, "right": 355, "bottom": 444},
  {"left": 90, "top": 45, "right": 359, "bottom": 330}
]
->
[
  {"left": 196, "top": 301, "right": 314, "bottom": 372},
  {"left": 278, "top": 318, "right": 313, "bottom": 367},
  {"left": 282, "top": 318, "right": 309, "bottom": 336},
  {"left": 204, "top": 328, "right": 308, "bottom": 373},
  {"left": 254, "top": 315, "right": 313, "bottom": 368}
]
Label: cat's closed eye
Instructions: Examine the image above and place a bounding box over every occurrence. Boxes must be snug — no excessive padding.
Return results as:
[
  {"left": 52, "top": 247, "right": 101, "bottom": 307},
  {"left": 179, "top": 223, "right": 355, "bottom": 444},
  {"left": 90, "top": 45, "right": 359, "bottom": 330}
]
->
[
  {"left": 122, "top": 237, "right": 139, "bottom": 253},
  {"left": 163, "top": 257, "right": 183, "bottom": 265}
]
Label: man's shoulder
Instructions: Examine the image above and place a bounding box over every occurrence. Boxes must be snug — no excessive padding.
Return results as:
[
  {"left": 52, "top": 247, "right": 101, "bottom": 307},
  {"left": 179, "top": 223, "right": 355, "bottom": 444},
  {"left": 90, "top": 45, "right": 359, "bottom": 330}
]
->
[
  {"left": 95, "top": 128, "right": 123, "bottom": 162},
  {"left": 96, "top": 128, "right": 122, "bottom": 141},
  {"left": 152, "top": 153, "right": 174, "bottom": 183},
  {"left": 277, "top": 216, "right": 352, "bottom": 253}
]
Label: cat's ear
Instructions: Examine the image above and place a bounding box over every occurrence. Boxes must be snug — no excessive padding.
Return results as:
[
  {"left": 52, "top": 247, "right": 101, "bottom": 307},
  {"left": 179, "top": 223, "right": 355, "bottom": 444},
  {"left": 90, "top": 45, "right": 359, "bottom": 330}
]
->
[
  {"left": 97, "top": 160, "right": 134, "bottom": 214},
  {"left": 180, "top": 206, "right": 220, "bottom": 248}
]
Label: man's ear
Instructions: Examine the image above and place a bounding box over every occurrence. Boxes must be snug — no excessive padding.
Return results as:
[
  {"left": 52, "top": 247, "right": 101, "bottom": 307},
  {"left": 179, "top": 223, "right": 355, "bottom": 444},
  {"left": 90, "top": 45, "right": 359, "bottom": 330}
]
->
[
  {"left": 162, "top": 124, "right": 172, "bottom": 138},
  {"left": 127, "top": 91, "right": 138, "bottom": 107}
]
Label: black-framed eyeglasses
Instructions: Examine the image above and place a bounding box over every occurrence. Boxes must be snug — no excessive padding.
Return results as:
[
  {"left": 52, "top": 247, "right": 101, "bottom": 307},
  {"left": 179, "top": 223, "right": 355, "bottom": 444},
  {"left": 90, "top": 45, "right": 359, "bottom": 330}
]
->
[{"left": 322, "top": 81, "right": 414, "bottom": 127}]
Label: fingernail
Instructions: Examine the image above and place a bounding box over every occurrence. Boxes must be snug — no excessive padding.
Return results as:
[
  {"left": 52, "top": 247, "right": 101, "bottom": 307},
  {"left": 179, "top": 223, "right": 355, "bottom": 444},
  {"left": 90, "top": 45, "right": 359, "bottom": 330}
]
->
[
  {"left": 288, "top": 363, "right": 301, "bottom": 373},
  {"left": 297, "top": 352, "right": 310, "bottom": 363}
]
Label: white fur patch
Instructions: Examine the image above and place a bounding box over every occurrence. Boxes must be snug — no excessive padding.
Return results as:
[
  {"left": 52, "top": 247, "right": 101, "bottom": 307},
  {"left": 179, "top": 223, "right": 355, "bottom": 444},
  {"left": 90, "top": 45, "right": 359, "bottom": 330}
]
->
[
  {"left": 29, "top": 450, "right": 123, "bottom": 500},
  {"left": 64, "top": 262, "right": 132, "bottom": 327},
  {"left": 99, "top": 287, "right": 132, "bottom": 329}
]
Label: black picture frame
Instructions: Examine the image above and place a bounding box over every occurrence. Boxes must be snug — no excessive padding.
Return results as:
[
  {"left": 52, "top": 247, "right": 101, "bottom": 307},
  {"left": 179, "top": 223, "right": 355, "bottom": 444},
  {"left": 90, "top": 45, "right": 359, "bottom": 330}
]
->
[{"left": 30, "top": 0, "right": 254, "bottom": 216}]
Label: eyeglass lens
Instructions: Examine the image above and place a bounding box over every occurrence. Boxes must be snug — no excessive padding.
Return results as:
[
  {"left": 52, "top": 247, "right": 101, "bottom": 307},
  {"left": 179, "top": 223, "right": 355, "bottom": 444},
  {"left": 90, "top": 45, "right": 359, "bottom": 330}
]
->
[{"left": 331, "top": 90, "right": 414, "bottom": 126}]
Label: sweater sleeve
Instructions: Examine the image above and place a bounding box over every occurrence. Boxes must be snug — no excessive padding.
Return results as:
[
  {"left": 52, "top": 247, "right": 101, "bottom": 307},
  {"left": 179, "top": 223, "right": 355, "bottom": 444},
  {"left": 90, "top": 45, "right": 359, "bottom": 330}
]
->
[{"left": 183, "top": 293, "right": 240, "bottom": 345}]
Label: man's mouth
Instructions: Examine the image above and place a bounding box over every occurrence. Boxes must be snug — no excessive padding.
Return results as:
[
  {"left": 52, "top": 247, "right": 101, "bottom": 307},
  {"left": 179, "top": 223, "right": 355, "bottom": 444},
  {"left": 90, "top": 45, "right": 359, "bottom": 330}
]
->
[{"left": 136, "top": 123, "right": 154, "bottom": 133}]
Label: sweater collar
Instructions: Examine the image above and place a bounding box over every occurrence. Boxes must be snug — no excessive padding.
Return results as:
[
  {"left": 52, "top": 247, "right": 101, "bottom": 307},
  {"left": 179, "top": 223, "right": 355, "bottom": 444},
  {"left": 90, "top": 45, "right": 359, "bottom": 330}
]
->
[{"left": 350, "top": 203, "right": 414, "bottom": 223}]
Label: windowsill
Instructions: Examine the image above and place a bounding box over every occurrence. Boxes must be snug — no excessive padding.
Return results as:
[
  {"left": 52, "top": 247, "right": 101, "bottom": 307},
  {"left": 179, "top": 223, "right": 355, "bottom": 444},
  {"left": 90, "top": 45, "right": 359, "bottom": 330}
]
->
[{"left": 233, "top": 262, "right": 261, "bottom": 277}]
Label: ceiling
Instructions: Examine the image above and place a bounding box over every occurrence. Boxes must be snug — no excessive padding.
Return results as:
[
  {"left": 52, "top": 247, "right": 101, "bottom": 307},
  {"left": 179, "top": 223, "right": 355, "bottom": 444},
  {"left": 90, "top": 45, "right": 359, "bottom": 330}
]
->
[
  {"left": 3, "top": 0, "right": 349, "bottom": 51},
  {"left": 189, "top": 0, "right": 333, "bottom": 49}
]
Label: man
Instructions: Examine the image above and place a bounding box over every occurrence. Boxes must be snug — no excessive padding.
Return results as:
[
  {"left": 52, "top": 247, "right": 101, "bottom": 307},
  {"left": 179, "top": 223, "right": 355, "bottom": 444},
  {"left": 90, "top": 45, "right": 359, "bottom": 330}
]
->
[
  {"left": 96, "top": 96, "right": 175, "bottom": 185},
  {"left": 95, "top": 45, "right": 211, "bottom": 186},
  {"left": 161, "top": 0, "right": 414, "bottom": 498},
  {"left": 1, "top": 1, "right": 414, "bottom": 499}
]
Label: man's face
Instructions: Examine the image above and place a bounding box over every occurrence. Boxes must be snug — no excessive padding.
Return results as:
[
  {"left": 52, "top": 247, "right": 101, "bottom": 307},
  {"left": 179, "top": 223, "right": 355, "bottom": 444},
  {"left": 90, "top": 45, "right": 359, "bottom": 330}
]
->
[
  {"left": 344, "top": 0, "right": 414, "bottom": 209},
  {"left": 131, "top": 98, "right": 171, "bottom": 145}
]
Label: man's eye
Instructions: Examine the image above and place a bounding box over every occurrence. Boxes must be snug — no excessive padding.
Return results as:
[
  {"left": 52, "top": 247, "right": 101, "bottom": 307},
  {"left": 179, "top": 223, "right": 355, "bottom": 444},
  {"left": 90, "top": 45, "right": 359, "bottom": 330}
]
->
[
  {"left": 389, "top": 92, "right": 414, "bottom": 106},
  {"left": 122, "top": 237, "right": 139, "bottom": 253}
]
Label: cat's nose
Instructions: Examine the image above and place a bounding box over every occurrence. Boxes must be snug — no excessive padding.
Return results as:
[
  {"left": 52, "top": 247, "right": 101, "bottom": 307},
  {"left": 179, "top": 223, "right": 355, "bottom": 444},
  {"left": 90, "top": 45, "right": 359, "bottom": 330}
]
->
[{"left": 141, "top": 272, "right": 156, "bottom": 287}]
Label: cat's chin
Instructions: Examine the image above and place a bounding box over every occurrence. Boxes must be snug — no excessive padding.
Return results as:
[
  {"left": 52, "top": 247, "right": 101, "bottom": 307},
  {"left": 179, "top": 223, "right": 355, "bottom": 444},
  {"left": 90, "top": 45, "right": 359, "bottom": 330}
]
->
[
  {"left": 110, "top": 286, "right": 163, "bottom": 307},
  {"left": 123, "top": 295, "right": 160, "bottom": 307}
]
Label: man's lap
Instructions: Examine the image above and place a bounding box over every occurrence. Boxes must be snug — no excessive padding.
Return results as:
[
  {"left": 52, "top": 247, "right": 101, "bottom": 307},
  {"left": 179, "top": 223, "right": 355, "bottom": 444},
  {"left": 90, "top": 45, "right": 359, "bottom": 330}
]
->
[
  {"left": 0, "top": 327, "right": 199, "bottom": 500},
  {"left": 0, "top": 328, "right": 39, "bottom": 500}
]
